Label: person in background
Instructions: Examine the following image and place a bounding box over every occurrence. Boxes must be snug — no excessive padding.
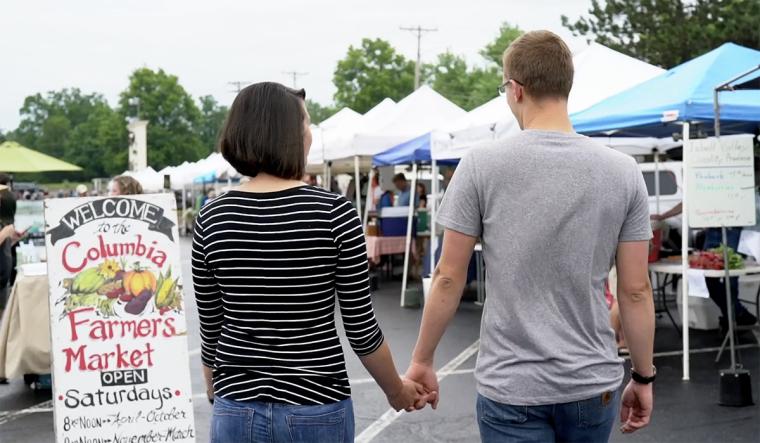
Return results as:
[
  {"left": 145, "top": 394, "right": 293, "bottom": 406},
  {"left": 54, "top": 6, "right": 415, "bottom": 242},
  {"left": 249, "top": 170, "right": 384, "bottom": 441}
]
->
[
  {"left": 200, "top": 189, "right": 217, "bottom": 207},
  {"left": 370, "top": 171, "right": 383, "bottom": 211},
  {"left": 0, "top": 174, "right": 17, "bottom": 332},
  {"left": 303, "top": 173, "right": 318, "bottom": 187},
  {"left": 194, "top": 82, "right": 429, "bottom": 443},
  {"left": 407, "top": 31, "right": 655, "bottom": 441},
  {"left": 652, "top": 198, "right": 758, "bottom": 328},
  {"left": 393, "top": 173, "right": 413, "bottom": 207},
  {"left": 0, "top": 223, "right": 20, "bottom": 385},
  {"left": 416, "top": 182, "right": 428, "bottom": 209},
  {"left": 75, "top": 184, "right": 88, "bottom": 197},
  {"left": 108, "top": 175, "right": 144, "bottom": 196}
]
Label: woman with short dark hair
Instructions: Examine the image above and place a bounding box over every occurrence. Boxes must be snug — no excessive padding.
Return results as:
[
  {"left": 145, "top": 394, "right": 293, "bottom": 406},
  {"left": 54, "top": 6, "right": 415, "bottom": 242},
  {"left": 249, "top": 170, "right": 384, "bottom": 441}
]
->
[{"left": 193, "top": 82, "right": 428, "bottom": 443}]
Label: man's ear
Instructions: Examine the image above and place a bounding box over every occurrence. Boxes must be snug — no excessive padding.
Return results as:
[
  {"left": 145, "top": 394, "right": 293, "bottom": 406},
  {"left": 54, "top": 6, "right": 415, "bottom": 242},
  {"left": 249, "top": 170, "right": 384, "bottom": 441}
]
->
[{"left": 514, "top": 86, "right": 523, "bottom": 103}]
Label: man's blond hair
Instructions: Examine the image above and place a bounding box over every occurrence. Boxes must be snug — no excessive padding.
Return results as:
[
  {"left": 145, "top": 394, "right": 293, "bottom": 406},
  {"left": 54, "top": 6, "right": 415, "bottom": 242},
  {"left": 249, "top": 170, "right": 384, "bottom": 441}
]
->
[{"left": 502, "top": 30, "right": 574, "bottom": 100}]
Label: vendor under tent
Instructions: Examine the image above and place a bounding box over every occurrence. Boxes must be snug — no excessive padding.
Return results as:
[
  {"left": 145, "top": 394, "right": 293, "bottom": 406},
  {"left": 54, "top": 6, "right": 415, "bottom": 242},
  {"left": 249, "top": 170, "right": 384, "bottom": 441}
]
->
[
  {"left": 0, "top": 141, "right": 82, "bottom": 173},
  {"left": 570, "top": 42, "right": 760, "bottom": 381},
  {"left": 373, "top": 134, "right": 457, "bottom": 306},
  {"left": 326, "top": 87, "right": 465, "bottom": 217}
]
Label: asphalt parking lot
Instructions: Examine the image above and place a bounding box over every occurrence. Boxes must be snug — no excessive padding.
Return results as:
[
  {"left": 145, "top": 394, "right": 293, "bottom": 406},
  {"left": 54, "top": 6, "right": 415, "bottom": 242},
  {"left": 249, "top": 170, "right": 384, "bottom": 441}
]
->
[{"left": 1, "top": 237, "right": 758, "bottom": 442}]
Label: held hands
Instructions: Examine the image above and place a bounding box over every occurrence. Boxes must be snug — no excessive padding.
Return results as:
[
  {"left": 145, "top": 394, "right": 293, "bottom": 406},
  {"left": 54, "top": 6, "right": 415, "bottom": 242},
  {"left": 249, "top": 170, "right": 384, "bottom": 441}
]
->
[
  {"left": 387, "top": 377, "right": 436, "bottom": 412},
  {"left": 620, "top": 380, "right": 653, "bottom": 434},
  {"left": 405, "top": 361, "right": 440, "bottom": 410}
]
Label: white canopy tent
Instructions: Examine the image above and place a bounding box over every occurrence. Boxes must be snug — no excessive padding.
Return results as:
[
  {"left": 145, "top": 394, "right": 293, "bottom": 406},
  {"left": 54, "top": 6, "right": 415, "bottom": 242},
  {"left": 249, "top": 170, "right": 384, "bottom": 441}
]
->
[
  {"left": 306, "top": 107, "right": 366, "bottom": 188},
  {"left": 432, "top": 43, "right": 667, "bottom": 161},
  {"left": 337, "top": 85, "right": 467, "bottom": 158},
  {"left": 123, "top": 166, "right": 164, "bottom": 192},
  {"left": 326, "top": 87, "right": 466, "bottom": 216}
]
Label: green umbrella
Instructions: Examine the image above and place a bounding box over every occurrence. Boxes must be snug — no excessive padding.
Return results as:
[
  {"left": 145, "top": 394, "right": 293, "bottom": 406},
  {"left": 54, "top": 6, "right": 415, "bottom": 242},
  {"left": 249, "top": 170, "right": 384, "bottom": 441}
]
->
[{"left": 0, "top": 141, "right": 82, "bottom": 172}]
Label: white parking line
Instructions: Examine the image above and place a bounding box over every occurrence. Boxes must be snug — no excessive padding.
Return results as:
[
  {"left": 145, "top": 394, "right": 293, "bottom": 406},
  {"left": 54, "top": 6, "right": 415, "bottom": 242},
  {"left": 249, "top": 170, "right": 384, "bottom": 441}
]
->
[
  {"left": 641, "top": 342, "right": 760, "bottom": 359},
  {"left": 0, "top": 400, "right": 53, "bottom": 426},
  {"left": 356, "top": 340, "right": 480, "bottom": 443}
]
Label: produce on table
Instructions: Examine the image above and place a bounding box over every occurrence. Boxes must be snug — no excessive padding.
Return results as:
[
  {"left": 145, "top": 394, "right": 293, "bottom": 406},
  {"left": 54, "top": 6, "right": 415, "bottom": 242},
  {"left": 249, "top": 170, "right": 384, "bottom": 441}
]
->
[{"left": 688, "top": 246, "right": 744, "bottom": 270}]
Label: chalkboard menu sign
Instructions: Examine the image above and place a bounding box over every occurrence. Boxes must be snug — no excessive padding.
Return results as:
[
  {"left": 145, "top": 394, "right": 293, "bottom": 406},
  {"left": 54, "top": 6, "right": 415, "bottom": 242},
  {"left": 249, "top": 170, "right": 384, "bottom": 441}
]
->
[{"left": 687, "top": 134, "right": 756, "bottom": 228}]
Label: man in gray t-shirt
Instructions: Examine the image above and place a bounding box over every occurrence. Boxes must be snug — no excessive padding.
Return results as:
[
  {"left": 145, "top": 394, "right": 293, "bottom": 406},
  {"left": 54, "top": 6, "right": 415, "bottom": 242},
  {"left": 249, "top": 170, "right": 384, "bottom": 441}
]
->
[{"left": 407, "top": 31, "right": 656, "bottom": 442}]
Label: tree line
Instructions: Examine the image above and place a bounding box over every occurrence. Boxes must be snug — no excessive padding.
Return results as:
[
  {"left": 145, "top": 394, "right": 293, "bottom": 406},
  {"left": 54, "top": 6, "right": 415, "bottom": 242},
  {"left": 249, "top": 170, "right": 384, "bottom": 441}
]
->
[{"left": 1, "top": 0, "right": 756, "bottom": 182}]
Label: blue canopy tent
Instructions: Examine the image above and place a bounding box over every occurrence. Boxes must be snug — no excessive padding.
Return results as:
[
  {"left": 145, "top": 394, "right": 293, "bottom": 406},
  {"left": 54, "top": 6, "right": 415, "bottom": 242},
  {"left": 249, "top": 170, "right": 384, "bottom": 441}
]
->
[
  {"left": 571, "top": 43, "right": 760, "bottom": 138},
  {"left": 373, "top": 132, "right": 460, "bottom": 166},
  {"left": 371, "top": 133, "right": 459, "bottom": 306},
  {"left": 192, "top": 171, "right": 216, "bottom": 184},
  {"left": 570, "top": 43, "right": 760, "bottom": 382}
]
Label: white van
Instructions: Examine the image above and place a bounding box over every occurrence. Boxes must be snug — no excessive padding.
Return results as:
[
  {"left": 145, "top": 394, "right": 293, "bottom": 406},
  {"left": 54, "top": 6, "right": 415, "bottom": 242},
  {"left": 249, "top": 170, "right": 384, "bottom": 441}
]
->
[{"left": 639, "top": 161, "right": 682, "bottom": 230}]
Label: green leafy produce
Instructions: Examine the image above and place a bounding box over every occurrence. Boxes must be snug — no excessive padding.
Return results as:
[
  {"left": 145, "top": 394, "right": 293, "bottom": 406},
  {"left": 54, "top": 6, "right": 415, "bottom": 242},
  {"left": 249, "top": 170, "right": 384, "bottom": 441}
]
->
[{"left": 708, "top": 245, "right": 744, "bottom": 270}]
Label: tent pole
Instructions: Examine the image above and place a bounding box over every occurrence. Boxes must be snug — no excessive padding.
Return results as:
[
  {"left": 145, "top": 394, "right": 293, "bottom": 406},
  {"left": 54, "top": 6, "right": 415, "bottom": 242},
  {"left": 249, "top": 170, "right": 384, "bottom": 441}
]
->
[
  {"left": 363, "top": 168, "right": 375, "bottom": 228},
  {"left": 354, "top": 155, "right": 362, "bottom": 216},
  {"left": 654, "top": 150, "right": 661, "bottom": 216},
  {"left": 681, "top": 122, "right": 690, "bottom": 381},
  {"left": 401, "top": 163, "right": 418, "bottom": 307},
  {"left": 714, "top": 86, "right": 739, "bottom": 371},
  {"left": 326, "top": 161, "right": 332, "bottom": 192},
  {"left": 182, "top": 184, "right": 188, "bottom": 236},
  {"left": 430, "top": 159, "right": 438, "bottom": 276}
]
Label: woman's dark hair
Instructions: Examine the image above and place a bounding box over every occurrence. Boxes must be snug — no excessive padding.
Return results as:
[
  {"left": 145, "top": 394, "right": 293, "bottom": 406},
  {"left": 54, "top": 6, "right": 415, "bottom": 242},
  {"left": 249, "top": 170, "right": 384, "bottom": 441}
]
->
[{"left": 219, "top": 82, "right": 307, "bottom": 179}]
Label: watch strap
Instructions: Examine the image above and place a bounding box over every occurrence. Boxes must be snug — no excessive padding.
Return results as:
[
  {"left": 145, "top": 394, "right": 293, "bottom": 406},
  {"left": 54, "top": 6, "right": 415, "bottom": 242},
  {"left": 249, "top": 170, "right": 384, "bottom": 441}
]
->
[{"left": 631, "top": 367, "right": 656, "bottom": 384}]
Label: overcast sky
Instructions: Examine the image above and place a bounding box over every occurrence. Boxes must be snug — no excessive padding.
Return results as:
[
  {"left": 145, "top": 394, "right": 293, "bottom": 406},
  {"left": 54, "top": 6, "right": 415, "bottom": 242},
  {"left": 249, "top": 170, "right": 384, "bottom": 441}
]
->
[{"left": 0, "top": 0, "right": 593, "bottom": 132}]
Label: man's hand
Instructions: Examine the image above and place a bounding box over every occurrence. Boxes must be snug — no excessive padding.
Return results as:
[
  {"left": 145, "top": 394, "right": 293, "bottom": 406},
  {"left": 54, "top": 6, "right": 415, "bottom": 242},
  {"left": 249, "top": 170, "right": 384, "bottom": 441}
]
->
[
  {"left": 387, "top": 378, "right": 430, "bottom": 412},
  {"left": 620, "top": 380, "right": 653, "bottom": 434},
  {"left": 405, "top": 361, "right": 440, "bottom": 409}
]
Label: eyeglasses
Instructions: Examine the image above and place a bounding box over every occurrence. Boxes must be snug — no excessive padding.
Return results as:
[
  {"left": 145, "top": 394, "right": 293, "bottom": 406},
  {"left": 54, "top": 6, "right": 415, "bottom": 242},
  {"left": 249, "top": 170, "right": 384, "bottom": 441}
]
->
[{"left": 498, "top": 78, "right": 524, "bottom": 96}]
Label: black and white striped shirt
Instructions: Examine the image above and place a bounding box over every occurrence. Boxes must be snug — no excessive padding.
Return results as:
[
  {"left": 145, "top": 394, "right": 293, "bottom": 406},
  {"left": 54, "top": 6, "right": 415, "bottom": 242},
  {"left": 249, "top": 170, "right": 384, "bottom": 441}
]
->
[{"left": 191, "top": 186, "right": 384, "bottom": 405}]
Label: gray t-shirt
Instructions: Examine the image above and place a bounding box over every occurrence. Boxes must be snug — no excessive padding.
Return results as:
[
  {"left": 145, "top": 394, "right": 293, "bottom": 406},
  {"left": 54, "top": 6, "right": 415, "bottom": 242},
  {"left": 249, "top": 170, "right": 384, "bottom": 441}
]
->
[{"left": 437, "top": 130, "right": 652, "bottom": 405}]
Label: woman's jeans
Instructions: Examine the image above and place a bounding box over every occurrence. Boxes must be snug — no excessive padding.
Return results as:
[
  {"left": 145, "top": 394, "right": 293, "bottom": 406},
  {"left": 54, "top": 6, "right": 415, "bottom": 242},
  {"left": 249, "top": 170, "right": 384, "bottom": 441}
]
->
[
  {"left": 211, "top": 396, "right": 355, "bottom": 443},
  {"left": 477, "top": 390, "right": 620, "bottom": 443}
]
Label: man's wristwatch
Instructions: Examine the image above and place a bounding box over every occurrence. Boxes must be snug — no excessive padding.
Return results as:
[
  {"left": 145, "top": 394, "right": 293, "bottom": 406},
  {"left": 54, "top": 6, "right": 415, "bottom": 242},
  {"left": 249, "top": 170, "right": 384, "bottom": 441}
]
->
[{"left": 631, "top": 366, "right": 656, "bottom": 384}]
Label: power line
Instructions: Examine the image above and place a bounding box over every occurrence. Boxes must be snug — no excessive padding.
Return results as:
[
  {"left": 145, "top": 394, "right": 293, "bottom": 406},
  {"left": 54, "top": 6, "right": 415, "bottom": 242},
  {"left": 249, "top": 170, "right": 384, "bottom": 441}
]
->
[
  {"left": 400, "top": 25, "right": 438, "bottom": 89},
  {"left": 228, "top": 81, "right": 250, "bottom": 94},
  {"left": 283, "top": 71, "right": 309, "bottom": 88}
]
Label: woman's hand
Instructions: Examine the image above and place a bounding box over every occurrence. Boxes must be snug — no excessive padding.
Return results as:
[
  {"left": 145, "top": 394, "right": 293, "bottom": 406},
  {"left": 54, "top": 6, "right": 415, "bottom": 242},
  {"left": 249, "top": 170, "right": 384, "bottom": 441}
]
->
[
  {"left": 202, "top": 365, "right": 214, "bottom": 403},
  {"left": 386, "top": 377, "right": 430, "bottom": 412}
]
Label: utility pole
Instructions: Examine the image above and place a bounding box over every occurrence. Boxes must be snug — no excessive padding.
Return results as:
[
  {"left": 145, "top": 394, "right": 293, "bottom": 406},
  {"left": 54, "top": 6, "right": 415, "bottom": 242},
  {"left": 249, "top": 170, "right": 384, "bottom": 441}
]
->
[
  {"left": 283, "top": 71, "right": 309, "bottom": 88},
  {"left": 228, "top": 81, "right": 250, "bottom": 93},
  {"left": 400, "top": 25, "right": 438, "bottom": 89}
]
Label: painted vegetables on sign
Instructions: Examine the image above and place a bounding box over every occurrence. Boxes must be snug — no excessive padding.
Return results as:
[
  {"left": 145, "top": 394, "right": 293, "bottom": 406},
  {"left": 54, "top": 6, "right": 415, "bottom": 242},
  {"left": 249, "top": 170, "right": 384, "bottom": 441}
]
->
[{"left": 59, "top": 259, "right": 183, "bottom": 318}]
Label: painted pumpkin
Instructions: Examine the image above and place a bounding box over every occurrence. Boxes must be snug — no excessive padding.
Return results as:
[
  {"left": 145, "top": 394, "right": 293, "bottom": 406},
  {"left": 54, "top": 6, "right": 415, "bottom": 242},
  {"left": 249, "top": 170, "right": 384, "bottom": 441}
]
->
[{"left": 123, "top": 269, "right": 157, "bottom": 297}]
